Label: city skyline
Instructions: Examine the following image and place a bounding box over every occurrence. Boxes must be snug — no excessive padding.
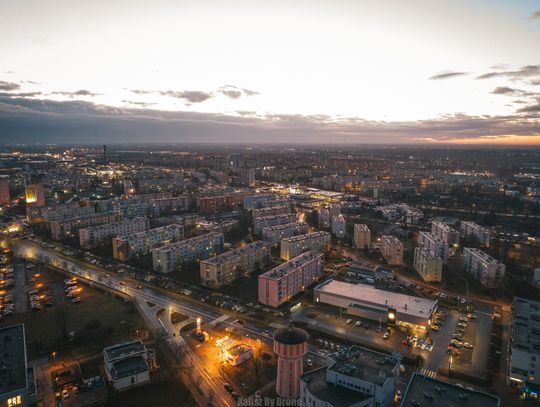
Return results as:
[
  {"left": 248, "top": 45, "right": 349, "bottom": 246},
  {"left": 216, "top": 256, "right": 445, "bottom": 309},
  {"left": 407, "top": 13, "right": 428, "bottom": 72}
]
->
[{"left": 1, "top": 0, "right": 540, "bottom": 144}]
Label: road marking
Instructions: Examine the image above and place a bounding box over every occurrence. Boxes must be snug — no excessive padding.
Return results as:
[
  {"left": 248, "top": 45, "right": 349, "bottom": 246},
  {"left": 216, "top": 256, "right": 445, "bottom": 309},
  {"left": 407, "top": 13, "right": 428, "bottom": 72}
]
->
[
  {"left": 420, "top": 368, "right": 438, "bottom": 378},
  {"left": 269, "top": 322, "right": 286, "bottom": 329}
]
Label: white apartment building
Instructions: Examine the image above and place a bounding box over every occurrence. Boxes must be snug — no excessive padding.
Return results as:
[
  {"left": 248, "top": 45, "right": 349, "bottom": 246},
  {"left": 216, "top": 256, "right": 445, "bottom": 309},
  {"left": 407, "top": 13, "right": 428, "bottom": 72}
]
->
[
  {"left": 112, "top": 224, "right": 184, "bottom": 261},
  {"left": 253, "top": 213, "right": 297, "bottom": 235},
  {"left": 79, "top": 217, "right": 149, "bottom": 249},
  {"left": 431, "top": 221, "right": 460, "bottom": 246},
  {"left": 152, "top": 232, "right": 224, "bottom": 273},
  {"left": 280, "top": 231, "right": 331, "bottom": 261},
  {"left": 508, "top": 297, "right": 540, "bottom": 388},
  {"left": 258, "top": 251, "right": 324, "bottom": 308},
  {"left": 300, "top": 346, "right": 400, "bottom": 407},
  {"left": 200, "top": 241, "right": 271, "bottom": 288},
  {"left": 331, "top": 215, "right": 346, "bottom": 238},
  {"left": 261, "top": 222, "right": 309, "bottom": 244},
  {"left": 381, "top": 235, "right": 403, "bottom": 265},
  {"left": 417, "top": 231, "right": 449, "bottom": 263},
  {"left": 413, "top": 247, "right": 443, "bottom": 282},
  {"left": 50, "top": 213, "right": 120, "bottom": 241},
  {"left": 460, "top": 221, "right": 491, "bottom": 247},
  {"left": 463, "top": 247, "right": 505, "bottom": 288},
  {"left": 353, "top": 224, "right": 371, "bottom": 249}
]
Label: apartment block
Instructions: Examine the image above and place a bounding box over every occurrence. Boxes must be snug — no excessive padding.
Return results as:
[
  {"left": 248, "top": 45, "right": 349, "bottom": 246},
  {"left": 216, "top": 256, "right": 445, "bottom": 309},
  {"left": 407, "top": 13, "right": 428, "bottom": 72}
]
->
[
  {"left": 258, "top": 251, "right": 324, "bottom": 308},
  {"left": 413, "top": 247, "right": 443, "bottom": 282},
  {"left": 431, "top": 221, "right": 460, "bottom": 246},
  {"left": 252, "top": 205, "right": 291, "bottom": 219},
  {"left": 112, "top": 224, "right": 184, "bottom": 261},
  {"left": 508, "top": 297, "right": 540, "bottom": 387},
  {"left": 317, "top": 207, "right": 330, "bottom": 228},
  {"left": 27, "top": 203, "right": 96, "bottom": 223},
  {"left": 200, "top": 241, "right": 271, "bottom": 288},
  {"left": 353, "top": 224, "right": 371, "bottom": 249},
  {"left": 280, "top": 231, "right": 331, "bottom": 261},
  {"left": 0, "top": 175, "right": 10, "bottom": 205},
  {"left": 50, "top": 212, "right": 120, "bottom": 240},
  {"left": 261, "top": 222, "right": 309, "bottom": 244},
  {"left": 253, "top": 213, "right": 296, "bottom": 235},
  {"left": 240, "top": 167, "right": 255, "bottom": 187},
  {"left": 460, "top": 221, "right": 491, "bottom": 247},
  {"left": 417, "top": 231, "right": 449, "bottom": 263},
  {"left": 152, "top": 232, "right": 224, "bottom": 273},
  {"left": 463, "top": 247, "right": 505, "bottom": 288},
  {"left": 381, "top": 235, "right": 403, "bottom": 265},
  {"left": 195, "top": 194, "right": 243, "bottom": 213},
  {"left": 243, "top": 193, "right": 279, "bottom": 210},
  {"left": 79, "top": 217, "right": 149, "bottom": 249},
  {"left": 331, "top": 214, "right": 346, "bottom": 238}
]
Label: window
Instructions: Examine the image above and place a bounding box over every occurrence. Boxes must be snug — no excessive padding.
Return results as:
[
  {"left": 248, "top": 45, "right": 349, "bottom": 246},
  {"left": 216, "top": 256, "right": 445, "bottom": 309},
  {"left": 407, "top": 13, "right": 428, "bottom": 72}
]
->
[{"left": 8, "top": 396, "right": 22, "bottom": 407}]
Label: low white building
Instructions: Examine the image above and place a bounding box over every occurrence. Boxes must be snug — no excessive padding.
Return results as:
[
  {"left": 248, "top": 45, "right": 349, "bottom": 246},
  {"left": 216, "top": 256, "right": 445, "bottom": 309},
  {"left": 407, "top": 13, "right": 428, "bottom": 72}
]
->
[
  {"left": 413, "top": 247, "right": 443, "bottom": 282},
  {"left": 463, "top": 247, "right": 505, "bottom": 288},
  {"left": 280, "top": 231, "right": 331, "bottom": 261},
  {"left": 381, "top": 235, "right": 403, "bottom": 266},
  {"left": 353, "top": 224, "right": 371, "bottom": 249},
  {"left": 331, "top": 215, "right": 346, "bottom": 238},
  {"left": 103, "top": 341, "right": 151, "bottom": 392}
]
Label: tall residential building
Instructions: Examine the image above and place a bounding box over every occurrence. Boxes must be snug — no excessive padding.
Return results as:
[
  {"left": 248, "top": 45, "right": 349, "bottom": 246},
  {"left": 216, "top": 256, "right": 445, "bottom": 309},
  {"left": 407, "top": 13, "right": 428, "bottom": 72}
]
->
[
  {"left": 331, "top": 214, "right": 346, "bottom": 238},
  {"left": 463, "top": 247, "right": 505, "bottom": 288},
  {"left": 240, "top": 167, "right": 255, "bottom": 187},
  {"left": 0, "top": 175, "right": 10, "bottom": 205},
  {"left": 152, "top": 232, "right": 224, "bottom": 273},
  {"left": 112, "top": 224, "right": 184, "bottom": 261},
  {"left": 253, "top": 213, "right": 296, "bottom": 235},
  {"left": 413, "top": 247, "right": 443, "bottom": 282},
  {"left": 50, "top": 213, "right": 120, "bottom": 240},
  {"left": 460, "top": 221, "right": 491, "bottom": 247},
  {"left": 280, "top": 231, "right": 331, "bottom": 261},
  {"left": 431, "top": 221, "right": 460, "bottom": 246},
  {"left": 353, "top": 224, "right": 371, "bottom": 249},
  {"left": 24, "top": 182, "right": 45, "bottom": 208},
  {"left": 261, "top": 222, "right": 309, "bottom": 244},
  {"left": 381, "top": 235, "right": 403, "bottom": 265},
  {"left": 508, "top": 297, "right": 540, "bottom": 388},
  {"left": 301, "top": 346, "right": 400, "bottom": 407},
  {"left": 79, "top": 217, "right": 149, "bottom": 249},
  {"left": 0, "top": 324, "right": 37, "bottom": 407},
  {"left": 200, "top": 241, "right": 271, "bottom": 288},
  {"left": 417, "top": 231, "right": 449, "bottom": 263},
  {"left": 258, "top": 251, "right": 324, "bottom": 308}
]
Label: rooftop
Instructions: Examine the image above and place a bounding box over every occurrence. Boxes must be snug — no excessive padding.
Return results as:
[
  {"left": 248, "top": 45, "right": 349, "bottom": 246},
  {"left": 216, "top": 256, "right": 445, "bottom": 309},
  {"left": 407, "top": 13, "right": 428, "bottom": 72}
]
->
[
  {"left": 115, "top": 224, "right": 183, "bottom": 242},
  {"left": 282, "top": 231, "right": 330, "bottom": 243},
  {"left": 511, "top": 297, "right": 540, "bottom": 354},
  {"left": 315, "top": 280, "right": 438, "bottom": 319},
  {"left": 227, "top": 343, "right": 253, "bottom": 356},
  {"left": 354, "top": 224, "right": 370, "bottom": 232},
  {"left": 255, "top": 213, "right": 296, "bottom": 222},
  {"left": 111, "top": 355, "right": 148, "bottom": 379},
  {"left": 273, "top": 325, "right": 308, "bottom": 345},
  {"left": 259, "top": 251, "right": 323, "bottom": 280},
  {"left": 0, "top": 324, "right": 28, "bottom": 395},
  {"left": 382, "top": 235, "right": 402, "bottom": 245},
  {"left": 419, "top": 231, "right": 446, "bottom": 245},
  {"left": 302, "top": 367, "right": 369, "bottom": 407},
  {"left": 200, "top": 241, "right": 269, "bottom": 265},
  {"left": 104, "top": 340, "right": 146, "bottom": 362},
  {"left": 400, "top": 373, "right": 500, "bottom": 407},
  {"left": 464, "top": 248, "right": 502, "bottom": 265},
  {"left": 262, "top": 222, "right": 306, "bottom": 232},
  {"left": 154, "top": 231, "right": 223, "bottom": 253}
]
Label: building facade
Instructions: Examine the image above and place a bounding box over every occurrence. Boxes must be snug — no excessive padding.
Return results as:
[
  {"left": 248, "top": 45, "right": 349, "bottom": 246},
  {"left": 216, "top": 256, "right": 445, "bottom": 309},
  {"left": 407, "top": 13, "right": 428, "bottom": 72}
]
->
[
  {"left": 261, "top": 222, "right": 309, "bottom": 244},
  {"left": 417, "top": 231, "right": 449, "bottom": 263},
  {"left": 24, "top": 182, "right": 45, "bottom": 208},
  {"left": 331, "top": 214, "right": 346, "bottom": 238},
  {"left": 195, "top": 194, "right": 243, "bottom": 214},
  {"left": 0, "top": 175, "right": 10, "bottom": 205},
  {"left": 112, "top": 224, "right": 184, "bottom": 261},
  {"left": 463, "top": 247, "right": 505, "bottom": 288},
  {"left": 152, "top": 232, "right": 224, "bottom": 273},
  {"left": 79, "top": 217, "right": 149, "bottom": 249},
  {"left": 354, "top": 224, "right": 371, "bottom": 249},
  {"left": 460, "top": 221, "right": 491, "bottom": 247},
  {"left": 253, "top": 213, "right": 297, "bottom": 235},
  {"left": 381, "top": 235, "right": 403, "bottom": 266},
  {"left": 258, "top": 251, "right": 324, "bottom": 308},
  {"left": 50, "top": 213, "right": 120, "bottom": 241},
  {"left": 413, "top": 247, "right": 443, "bottom": 282},
  {"left": 252, "top": 205, "right": 291, "bottom": 219},
  {"left": 431, "top": 221, "right": 460, "bottom": 246},
  {"left": 199, "top": 241, "right": 271, "bottom": 288},
  {"left": 280, "top": 231, "right": 331, "bottom": 261}
]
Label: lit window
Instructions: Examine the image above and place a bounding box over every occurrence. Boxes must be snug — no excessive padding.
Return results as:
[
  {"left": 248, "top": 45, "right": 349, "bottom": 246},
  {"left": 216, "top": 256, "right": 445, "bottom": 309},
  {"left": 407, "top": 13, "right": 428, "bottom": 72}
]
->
[{"left": 8, "top": 395, "right": 22, "bottom": 406}]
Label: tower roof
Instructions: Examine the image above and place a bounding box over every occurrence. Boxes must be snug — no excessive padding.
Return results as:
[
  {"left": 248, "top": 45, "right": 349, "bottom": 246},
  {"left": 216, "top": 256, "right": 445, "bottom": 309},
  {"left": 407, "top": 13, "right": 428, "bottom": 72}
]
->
[{"left": 273, "top": 324, "right": 308, "bottom": 345}]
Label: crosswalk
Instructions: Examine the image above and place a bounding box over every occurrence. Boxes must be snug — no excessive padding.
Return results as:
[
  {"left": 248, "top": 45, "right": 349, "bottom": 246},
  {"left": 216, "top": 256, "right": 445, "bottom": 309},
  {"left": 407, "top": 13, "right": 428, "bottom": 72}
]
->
[
  {"left": 420, "top": 368, "right": 438, "bottom": 379},
  {"left": 269, "top": 322, "right": 286, "bottom": 329}
]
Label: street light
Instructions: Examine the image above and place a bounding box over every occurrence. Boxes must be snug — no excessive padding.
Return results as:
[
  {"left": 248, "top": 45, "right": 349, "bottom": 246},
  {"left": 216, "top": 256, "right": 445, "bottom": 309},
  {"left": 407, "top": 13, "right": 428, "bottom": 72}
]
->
[
  {"left": 448, "top": 355, "right": 453, "bottom": 377},
  {"left": 52, "top": 352, "right": 57, "bottom": 366}
]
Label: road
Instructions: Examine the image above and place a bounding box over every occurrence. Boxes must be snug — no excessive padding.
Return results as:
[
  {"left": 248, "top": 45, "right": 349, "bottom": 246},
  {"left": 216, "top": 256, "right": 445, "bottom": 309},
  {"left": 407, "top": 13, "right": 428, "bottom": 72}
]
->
[{"left": 12, "top": 239, "right": 330, "bottom": 405}]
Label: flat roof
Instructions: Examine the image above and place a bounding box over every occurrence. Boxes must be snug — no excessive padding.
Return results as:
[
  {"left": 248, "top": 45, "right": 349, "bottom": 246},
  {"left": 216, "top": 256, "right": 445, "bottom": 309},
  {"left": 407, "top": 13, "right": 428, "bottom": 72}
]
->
[
  {"left": 315, "top": 280, "right": 437, "bottom": 319},
  {"left": 154, "top": 231, "right": 223, "bottom": 252},
  {"left": 282, "top": 231, "right": 330, "bottom": 243},
  {"left": 400, "top": 373, "right": 500, "bottom": 407},
  {"left": 382, "top": 235, "right": 402, "bottom": 245},
  {"left": 302, "top": 367, "right": 368, "bottom": 407},
  {"left": 262, "top": 222, "right": 306, "bottom": 232},
  {"left": 227, "top": 344, "right": 253, "bottom": 356},
  {"left": 111, "top": 355, "right": 148, "bottom": 379},
  {"left": 354, "top": 224, "right": 370, "bottom": 231},
  {"left": 511, "top": 297, "right": 540, "bottom": 354},
  {"left": 260, "top": 251, "right": 323, "bottom": 280},
  {"left": 105, "top": 340, "right": 146, "bottom": 361},
  {"left": 0, "top": 324, "right": 27, "bottom": 394},
  {"left": 464, "top": 248, "right": 502, "bottom": 265},
  {"left": 200, "top": 241, "right": 269, "bottom": 265}
]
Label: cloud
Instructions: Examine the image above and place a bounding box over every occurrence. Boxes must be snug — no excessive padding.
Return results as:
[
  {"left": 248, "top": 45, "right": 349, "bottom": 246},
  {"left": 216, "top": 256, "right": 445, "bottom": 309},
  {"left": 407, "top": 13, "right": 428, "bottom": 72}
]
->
[
  {"left": 219, "top": 85, "right": 259, "bottom": 99},
  {"left": 0, "top": 81, "right": 20, "bottom": 91},
  {"left": 0, "top": 95, "right": 539, "bottom": 145},
  {"left": 491, "top": 87, "right": 517, "bottom": 95},
  {"left": 429, "top": 71, "right": 468, "bottom": 80},
  {"left": 159, "top": 90, "right": 213, "bottom": 103},
  {"left": 476, "top": 65, "right": 540, "bottom": 80},
  {"left": 130, "top": 89, "right": 153, "bottom": 95},
  {"left": 53, "top": 89, "right": 100, "bottom": 97},
  {"left": 0, "top": 91, "right": 42, "bottom": 98},
  {"left": 530, "top": 10, "right": 540, "bottom": 19}
]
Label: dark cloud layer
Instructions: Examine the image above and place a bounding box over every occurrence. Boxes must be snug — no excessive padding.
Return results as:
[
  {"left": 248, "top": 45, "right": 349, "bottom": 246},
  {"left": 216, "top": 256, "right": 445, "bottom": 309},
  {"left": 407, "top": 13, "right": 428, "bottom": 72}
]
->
[
  {"left": 159, "top": 90, "right": 213, "bottom": 103},
  {"left": 429, "top": 72, "right": 468, "bottom": 80},
  {"left": 476, "top": 65, "right": 540, "bottom": 80},
  {"left": 0, "top": 96, "right": 538, "bottom": 144},
  {"left": 0, "top": 81, "right": 20, "bottom": 91},
  {"left": 53, "top": 89, "right": 100, "bottom": 97}
]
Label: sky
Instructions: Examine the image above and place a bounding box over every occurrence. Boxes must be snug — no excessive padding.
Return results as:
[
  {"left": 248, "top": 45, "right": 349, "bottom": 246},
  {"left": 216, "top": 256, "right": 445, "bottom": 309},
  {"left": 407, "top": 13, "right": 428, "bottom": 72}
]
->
[{"left": 0, "top": 0, "right": 540, "bottom": 145}]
